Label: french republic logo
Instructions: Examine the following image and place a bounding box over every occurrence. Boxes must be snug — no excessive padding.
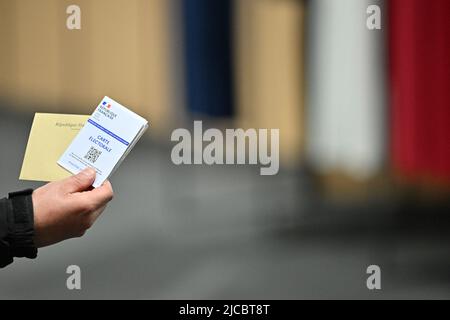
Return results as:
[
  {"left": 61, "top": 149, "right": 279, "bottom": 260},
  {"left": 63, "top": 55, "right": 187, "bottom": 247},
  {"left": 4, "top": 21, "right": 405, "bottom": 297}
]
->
[{"left": 99, "top": 100, "right": 117, "bottom": 120}]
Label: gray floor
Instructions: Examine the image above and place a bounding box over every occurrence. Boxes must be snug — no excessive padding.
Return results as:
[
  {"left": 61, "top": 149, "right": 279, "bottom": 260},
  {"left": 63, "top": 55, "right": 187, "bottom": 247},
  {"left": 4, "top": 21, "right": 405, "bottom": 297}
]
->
[{"left": 1, "top": 110, "right": 450, "bottom": 299}]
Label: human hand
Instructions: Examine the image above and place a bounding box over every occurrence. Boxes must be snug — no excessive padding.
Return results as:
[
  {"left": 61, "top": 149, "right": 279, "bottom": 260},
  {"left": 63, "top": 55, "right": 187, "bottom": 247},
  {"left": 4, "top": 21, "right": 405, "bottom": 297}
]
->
[{"left": 32, "top": 168, "right": 114, "bottom": 248}]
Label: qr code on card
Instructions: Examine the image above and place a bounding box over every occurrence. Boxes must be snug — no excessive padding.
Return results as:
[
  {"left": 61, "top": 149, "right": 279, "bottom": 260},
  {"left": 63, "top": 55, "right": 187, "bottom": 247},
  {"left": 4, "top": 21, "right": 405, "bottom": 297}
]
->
[{"left": 84, "top": 146, "right": 102, "bottom": 163}]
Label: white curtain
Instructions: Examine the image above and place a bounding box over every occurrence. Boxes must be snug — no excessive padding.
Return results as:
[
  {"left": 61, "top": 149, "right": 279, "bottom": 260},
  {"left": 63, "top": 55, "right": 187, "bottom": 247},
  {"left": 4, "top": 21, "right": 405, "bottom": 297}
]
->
[{"left": 306, "top": 0, "right": 386, "bottom": 179}]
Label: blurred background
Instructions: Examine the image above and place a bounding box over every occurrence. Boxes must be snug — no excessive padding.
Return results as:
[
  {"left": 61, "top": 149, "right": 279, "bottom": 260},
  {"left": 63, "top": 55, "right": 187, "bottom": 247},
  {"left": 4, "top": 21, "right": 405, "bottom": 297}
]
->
[{"left": 1, "top": 0, "right": 450, "bottom": 299}]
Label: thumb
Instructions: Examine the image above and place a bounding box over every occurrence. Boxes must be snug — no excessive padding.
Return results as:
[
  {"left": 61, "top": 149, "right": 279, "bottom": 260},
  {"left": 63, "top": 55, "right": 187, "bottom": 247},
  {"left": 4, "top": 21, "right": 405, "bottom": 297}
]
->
[{"left": 62, "top": 167, "right": 96, "bottom": 193}]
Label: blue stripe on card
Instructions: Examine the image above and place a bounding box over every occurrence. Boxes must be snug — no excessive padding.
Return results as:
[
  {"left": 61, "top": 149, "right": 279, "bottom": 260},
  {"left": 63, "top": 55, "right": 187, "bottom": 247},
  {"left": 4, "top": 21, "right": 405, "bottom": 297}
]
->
[{"left": 87, "top": 119, "right": 130, "bottom": 146}]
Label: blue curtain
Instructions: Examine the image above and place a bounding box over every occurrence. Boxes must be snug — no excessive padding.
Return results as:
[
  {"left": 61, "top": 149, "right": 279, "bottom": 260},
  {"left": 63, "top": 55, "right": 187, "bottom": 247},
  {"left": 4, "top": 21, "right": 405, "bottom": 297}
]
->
[{"left": 183, "top": 0, "right": 234, "bottom": 117}]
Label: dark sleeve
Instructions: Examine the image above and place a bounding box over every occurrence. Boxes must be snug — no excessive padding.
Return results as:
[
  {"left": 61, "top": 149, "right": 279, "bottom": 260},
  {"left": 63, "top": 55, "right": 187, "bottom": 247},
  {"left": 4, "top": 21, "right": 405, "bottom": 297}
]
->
[
  {"left": 0, "top": 189, "right": 37, "bottom": 268},
  {"left": 0, "top": 197, "right": 13, "bottom": 267}
]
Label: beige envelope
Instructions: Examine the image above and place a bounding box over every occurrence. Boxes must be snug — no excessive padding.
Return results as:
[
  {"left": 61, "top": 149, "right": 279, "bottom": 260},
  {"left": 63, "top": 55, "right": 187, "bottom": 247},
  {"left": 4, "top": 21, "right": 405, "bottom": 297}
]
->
[{"left": 20, "top": 113, "right": 89, "bottom": 182}]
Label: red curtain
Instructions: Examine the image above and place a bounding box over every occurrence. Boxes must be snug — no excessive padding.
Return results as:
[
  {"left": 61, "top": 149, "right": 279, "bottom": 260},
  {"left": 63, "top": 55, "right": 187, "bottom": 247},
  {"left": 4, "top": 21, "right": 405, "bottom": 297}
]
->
[{"left": 389, "top": 0, "right": 450, "bottom": 183}]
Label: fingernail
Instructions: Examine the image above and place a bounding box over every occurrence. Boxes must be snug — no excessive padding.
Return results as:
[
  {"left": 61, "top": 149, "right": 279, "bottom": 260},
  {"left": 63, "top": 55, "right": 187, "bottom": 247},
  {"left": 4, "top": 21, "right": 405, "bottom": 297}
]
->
[{"left": 80, "top": 167, "right": 96, "bottom": 177}]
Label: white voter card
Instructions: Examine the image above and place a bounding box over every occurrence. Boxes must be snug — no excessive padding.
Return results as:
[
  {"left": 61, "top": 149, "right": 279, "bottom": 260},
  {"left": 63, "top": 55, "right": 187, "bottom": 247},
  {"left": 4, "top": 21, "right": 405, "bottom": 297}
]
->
[{"left": 58, "top": 96, "right": 148, "bottom": 188}]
